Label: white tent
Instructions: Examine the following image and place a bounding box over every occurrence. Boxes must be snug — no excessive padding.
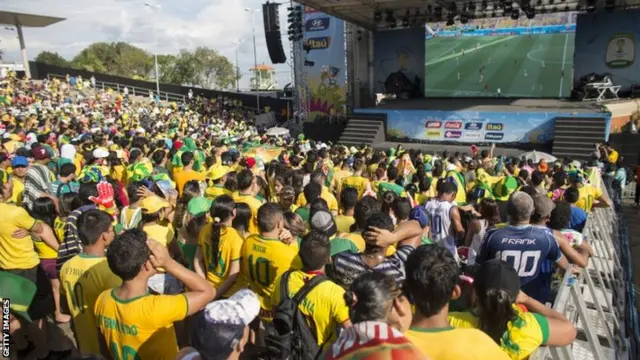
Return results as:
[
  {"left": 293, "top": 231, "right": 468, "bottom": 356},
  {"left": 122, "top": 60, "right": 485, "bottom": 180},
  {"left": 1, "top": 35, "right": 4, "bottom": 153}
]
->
[
  {"left": 520, "top": 150, "right": 557, "bottom": 163},
  {"left": 265, "top": 127, "right": 290, "bottom": 137}
]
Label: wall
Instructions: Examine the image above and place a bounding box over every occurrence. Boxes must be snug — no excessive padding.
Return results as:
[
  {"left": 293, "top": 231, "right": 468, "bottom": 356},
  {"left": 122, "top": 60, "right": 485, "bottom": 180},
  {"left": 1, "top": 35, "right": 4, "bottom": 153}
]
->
[
  {"left": 574, "top": 10, "right": 640, "bottom": 93},
  {"left": 301, "top": 7, "right": 347, "bottom": 118},
  {"left": 28, "top": 62, "right": 292, "bottom": 120},
  {"left": 372, "top": 28, "right": 425, "bottom": 96},
  {"left": 355, "top": 107, "right": 609, "bottom": 146}
]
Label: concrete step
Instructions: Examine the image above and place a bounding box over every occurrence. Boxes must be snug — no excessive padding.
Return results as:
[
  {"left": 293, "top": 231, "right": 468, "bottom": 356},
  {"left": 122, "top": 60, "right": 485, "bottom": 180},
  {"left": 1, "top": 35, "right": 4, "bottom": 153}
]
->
[
  {"left": 350, "top": 113, "right": 387, "bottom": 121},
  {"left": 339, "top": 135, "right": 376, "bottom": 143},
  {"left": 345, "top": 124, "right": 382, "bottom": 131},
  {"left": 347, "top": 119, "right": 384, "bottom": 126},
  {"left": 554, "top": 128, "right": 606, "bottom": 136}
]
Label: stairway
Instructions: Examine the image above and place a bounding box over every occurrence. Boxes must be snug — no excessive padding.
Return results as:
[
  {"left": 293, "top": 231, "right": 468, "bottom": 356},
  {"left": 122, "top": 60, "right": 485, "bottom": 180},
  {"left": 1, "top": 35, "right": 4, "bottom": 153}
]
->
[
  {"left": 338, "top": 113, "right": 386, "bottom": 146},
  {"left": 552, "top": 116, "right": 608, "bottom": 161}
]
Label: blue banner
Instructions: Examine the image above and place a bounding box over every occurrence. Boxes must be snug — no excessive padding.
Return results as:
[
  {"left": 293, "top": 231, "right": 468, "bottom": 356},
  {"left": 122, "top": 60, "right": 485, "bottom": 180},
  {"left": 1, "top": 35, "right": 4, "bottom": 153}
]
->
[
  {"left": 355, "top": 108, "right": 609, "bottom": 144},
  {"left": 302, "top": 7, "right": 347, "bottom": 117}
]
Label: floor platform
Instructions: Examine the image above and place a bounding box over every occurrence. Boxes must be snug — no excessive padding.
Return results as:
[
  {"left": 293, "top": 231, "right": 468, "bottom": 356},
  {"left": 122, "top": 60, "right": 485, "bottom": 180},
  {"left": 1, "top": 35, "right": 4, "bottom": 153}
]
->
[{"left": 375, "top": 97, "right": 610, "bottom": 113}]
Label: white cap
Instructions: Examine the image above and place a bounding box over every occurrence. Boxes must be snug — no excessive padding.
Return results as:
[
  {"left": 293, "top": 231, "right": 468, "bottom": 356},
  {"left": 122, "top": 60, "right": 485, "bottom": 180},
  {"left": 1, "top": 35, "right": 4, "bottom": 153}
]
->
[
  {"left": 92, "top": 147, "right": 109, "bottom": 159},
  {"left": 203, "top": 289, "right": 260, "bottom": 326}
]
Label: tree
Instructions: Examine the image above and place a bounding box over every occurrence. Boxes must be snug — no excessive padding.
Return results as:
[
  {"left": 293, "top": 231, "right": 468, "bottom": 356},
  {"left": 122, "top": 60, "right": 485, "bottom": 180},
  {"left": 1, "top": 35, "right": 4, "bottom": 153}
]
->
[
  {"left": 35, "top": 51, "right": 70, "bottom": 67},
  {"left": 191, "top": 47, "right": 239, "bottom": 90},
  {"left": 71, "top": 42, "right": 151, "bottom": 78}
]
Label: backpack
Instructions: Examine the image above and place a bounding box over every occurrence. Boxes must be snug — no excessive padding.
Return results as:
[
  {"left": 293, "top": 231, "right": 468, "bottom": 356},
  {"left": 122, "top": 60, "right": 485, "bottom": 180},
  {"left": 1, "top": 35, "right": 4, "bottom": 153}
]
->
[{"left": 266, "top": 271, "right": 327, "bottom": 360}]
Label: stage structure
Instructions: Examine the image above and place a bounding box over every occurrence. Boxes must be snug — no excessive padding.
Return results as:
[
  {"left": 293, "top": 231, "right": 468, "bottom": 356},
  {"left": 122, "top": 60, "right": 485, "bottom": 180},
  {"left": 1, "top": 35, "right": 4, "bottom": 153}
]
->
[{"left": 0, "top": 10, "right": 66, "bottom": 78}]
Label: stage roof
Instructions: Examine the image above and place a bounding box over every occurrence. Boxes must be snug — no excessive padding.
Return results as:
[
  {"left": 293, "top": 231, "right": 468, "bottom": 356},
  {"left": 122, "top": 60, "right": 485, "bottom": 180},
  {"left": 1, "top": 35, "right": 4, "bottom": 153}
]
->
[
  {"left": 0, "top": 10, "right": 65, "bottom": 27},
  {"left": 296, "top": 0, "right": 584, "bottom": 30}
]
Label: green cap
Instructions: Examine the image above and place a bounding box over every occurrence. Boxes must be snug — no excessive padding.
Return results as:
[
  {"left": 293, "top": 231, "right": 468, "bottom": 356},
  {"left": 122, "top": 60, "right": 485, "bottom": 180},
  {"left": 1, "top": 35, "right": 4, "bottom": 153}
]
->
[
  {"left": 187, "top": 197, "right": 212, "bottom": 217},
  {"left": 0, "top": 271, "right": 36, "bottom": 322}
]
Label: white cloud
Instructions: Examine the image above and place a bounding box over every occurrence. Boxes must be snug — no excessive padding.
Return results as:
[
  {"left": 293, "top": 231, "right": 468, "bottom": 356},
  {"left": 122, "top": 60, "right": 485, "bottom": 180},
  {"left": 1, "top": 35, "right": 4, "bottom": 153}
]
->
[{"left": 0, "top": 0, "right": 293, "bottom": 89}]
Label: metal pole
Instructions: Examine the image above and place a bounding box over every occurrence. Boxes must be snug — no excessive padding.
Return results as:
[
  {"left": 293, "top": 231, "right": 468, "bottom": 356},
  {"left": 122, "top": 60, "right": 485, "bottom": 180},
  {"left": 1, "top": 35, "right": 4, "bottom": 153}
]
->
[
  {"left": 154, "top": 52, "right": 160, "bottom": 95},
  {"left": 235, "top": 48, "right": 240, "bottom": 92},
  {"left": 251, "top": 12, "right": 260, "bottom": 111},
  {"left": 15, "top": 24, "right": 31, "bottom": 79}
]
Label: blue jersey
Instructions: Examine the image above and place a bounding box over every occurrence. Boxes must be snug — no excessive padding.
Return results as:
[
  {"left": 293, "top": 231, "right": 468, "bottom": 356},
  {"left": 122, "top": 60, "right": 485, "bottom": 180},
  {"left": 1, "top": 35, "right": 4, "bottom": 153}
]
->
[{"left": 477, "top": 225, "right": 562, "bottom": 303}]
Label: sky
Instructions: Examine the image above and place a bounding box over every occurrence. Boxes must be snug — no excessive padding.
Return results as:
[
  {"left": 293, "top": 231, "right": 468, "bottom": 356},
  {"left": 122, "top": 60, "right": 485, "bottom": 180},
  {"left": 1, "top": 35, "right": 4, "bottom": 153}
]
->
[{"left": 0, "top": 0, "right": 294, "bottom": 90}]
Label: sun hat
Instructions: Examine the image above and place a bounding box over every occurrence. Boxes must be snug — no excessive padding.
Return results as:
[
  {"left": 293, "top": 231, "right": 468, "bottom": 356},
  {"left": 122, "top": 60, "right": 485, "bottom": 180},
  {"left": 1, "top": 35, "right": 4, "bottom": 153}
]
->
[
  {"left": 187, "top": 197, "right": 212, "bottom": 217},
  {"left": 140, "top": 196, "right": 170, "bottom": 214}
]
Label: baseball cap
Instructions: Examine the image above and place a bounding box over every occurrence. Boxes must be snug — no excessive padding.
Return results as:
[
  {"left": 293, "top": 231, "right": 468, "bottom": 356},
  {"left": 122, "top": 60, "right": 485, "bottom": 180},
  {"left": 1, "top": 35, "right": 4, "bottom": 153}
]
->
[
  {"left": 310, "top": 210, "right": 337, "bottom": 237},
  {"left": 409, "top": 206, "right": 429, "bottom": 228},
  {"left": 474, "top": 259, "right": 520, "bottom": 300},
  {"left": 0, "top": 271, "right": 36, "bottom": 322},
  {"left": 245, "top": 157, "right": 256, "bottom": 169},
  {"left": 32, "top": 146, "right": 50, "bottom": 160},
  {"left": 93, "top": 147, "right": 109, "bottom": 159},
  {"left": 533, "top": 195, "right": 555, "bottom": 219},
  {"left": 187, "top": 197, "right": 212, "bottom": 217},
  {"left": 191, "top": 289, "right": 260, "bottom": 359},
  {"left": 140, "top": 196, "right": 170, "bottom": 214},
  {"left": 568, "top": 170, "right": 584, "bottom": 184},
  {"left": 11, "top": 156, "right": 28, "bottom": 167}
]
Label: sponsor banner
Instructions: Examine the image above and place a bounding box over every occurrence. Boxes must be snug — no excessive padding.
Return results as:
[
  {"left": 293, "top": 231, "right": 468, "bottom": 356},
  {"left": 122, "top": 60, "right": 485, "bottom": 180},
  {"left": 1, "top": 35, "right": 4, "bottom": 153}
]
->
[
  {"left": 305, "top": 17, "right": 330, "bottom": 32},
  {"left": 486, "top": 123, "right": 504, "bottom": 131},
  {"left": 425, "top": 120, "right": 442, "bottom": 128},
  {"left": 425, "top": 130, "right": 441, "bottom": 138},
  {"left": 305, "top": 36, "right": 331, "bottom": 50},
  {"left": 465, "top": 122, "right": 483, "bottom": 130},
  {"left": 485, "top": 132, "right": 505, "bottom": 140},
  {"left": 444, "top": 130, "right": 462, "bottom": 139},
  {"left": 354, "top": 108, "right": 610, "bottom": 144},
  {"left": 445, "top": 121, "right": 462, "bottom": 129}
]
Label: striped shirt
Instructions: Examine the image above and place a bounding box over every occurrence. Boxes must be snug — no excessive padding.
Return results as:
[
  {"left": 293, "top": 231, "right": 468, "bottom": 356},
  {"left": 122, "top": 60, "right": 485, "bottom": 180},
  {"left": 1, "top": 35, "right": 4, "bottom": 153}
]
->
[
  {"left": 329, "top": 245, "right": 414, "bottom": 288},
  {"left": 55, "top": 205, "right": 97, "bottom": 275}
]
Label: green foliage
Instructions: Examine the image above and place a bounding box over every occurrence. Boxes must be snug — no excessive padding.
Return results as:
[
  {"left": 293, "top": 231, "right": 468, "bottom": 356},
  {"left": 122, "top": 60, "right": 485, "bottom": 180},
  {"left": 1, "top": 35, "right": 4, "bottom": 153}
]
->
[
  {"left": 35, "top": 42, "right": 240, "bottom": 90},
  {"left": 35, "top": 51, "right": 70, "bottom": 67}
]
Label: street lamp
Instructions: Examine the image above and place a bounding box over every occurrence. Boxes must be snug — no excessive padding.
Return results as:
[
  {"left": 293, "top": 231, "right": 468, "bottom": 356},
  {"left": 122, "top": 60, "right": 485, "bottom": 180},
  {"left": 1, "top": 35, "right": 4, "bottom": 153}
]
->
[
  {"left": 145, "top": 2, "right": 161, "bottom": 97},
  {"left": 244, "top": 8, "right": 260, "bottom": 111},
  {"left": 232, "top": 39, "right": 243, "bottom": 92}
]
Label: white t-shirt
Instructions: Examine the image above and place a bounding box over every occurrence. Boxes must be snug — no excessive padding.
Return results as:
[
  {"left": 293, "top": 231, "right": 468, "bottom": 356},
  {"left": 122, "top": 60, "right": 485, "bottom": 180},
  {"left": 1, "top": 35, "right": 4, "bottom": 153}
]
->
[{"left": 424, "top": 199, "right": 456, "bottom": 255}]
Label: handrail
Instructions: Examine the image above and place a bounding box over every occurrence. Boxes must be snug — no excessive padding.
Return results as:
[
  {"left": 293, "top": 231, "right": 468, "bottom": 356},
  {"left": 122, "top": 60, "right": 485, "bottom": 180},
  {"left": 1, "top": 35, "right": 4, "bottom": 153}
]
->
[{"left": 529, "top": 179, "right": 640, "bottom": 360}]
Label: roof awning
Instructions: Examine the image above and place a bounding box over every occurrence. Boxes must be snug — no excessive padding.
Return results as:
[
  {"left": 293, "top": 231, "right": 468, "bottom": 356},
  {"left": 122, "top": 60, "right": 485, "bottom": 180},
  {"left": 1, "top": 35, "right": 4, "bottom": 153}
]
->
[{"left": 0, "top": 10, "right": 65, "bottom": 27}]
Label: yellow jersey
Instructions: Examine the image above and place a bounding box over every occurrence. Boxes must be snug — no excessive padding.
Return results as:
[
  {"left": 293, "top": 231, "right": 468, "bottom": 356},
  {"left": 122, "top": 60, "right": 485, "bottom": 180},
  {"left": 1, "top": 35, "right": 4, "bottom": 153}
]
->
[
  {"left": 406, "top": 326, "right": 510, "bottom": 360},
  {"left": 143, "top": 223, "right": 175, "bottom": 247},
  {"left": 233, "top": 193, "right": 265, "bottom": 235},
  {"left": 238, "top": 234, "right": 302, "bottom": 319},
  {"left": 94, "top": 290, "right": 188, "bottom": 360},
  {"left": 334, "top": 215, "right": 355, "bottom": 234},
  {"left": 205, "top": 184, "right": 232, "bottom": 199},
  {"left": 198, "top": 224, "right": 245, "bottom": 298},
  {"left": 54, "top": 216, "right": 66, "bottom": 243},
  {"left": 342, "top": 176, "right": 369, "bottom": 199},
  {"left": 0, "top": 203, "right": 39, "bottom": 270},
  {"left": 271, "top": 271, "right": 349, "bottom": 345},
  {"left": 11, "top": 177, "right": 24, "bottom": 205},
  {"left": 296, "top": 187, "right": 339, "bottom": 213},
  {"left": 59, "top": 254, "right": 121, "bottom": 355},
  {"left": 33, "top": 234, "right": 58, "bottom": 260},
  {"left": 448, "top": 305, "right": 550, "bottom": 360},
  {"left": 574, "top": 184, "right": 603, "bottom": 212}
]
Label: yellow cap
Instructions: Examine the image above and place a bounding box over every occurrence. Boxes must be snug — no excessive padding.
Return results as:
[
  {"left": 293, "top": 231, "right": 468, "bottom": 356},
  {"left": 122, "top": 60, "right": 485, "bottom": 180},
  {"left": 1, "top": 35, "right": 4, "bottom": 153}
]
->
[
  {"left": 140, "top": 196, "right": 170, "bottom": 214},
  {"left": 207, "top": 165, "right": 231, "bottom": 181}
]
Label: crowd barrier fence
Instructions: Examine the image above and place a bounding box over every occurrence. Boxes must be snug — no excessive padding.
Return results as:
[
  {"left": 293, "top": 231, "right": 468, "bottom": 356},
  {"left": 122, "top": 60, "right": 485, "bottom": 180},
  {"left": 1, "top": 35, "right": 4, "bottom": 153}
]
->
[{"left": 531, "top": 181, "right": 640, "bottom": 359}]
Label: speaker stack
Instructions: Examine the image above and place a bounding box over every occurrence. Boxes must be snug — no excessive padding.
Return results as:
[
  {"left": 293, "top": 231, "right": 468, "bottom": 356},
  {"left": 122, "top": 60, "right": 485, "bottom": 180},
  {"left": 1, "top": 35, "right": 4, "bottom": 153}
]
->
[{"left": 263, "top": 2, "right": 286, "bottom": 64}]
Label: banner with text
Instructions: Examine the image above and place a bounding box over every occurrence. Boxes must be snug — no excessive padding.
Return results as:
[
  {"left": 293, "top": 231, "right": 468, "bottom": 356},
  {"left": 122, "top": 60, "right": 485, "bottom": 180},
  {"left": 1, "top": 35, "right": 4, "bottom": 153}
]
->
[
  {"left": 355, "top": 108, "right": 609, "bottom": 144},
  {"left": 302, "top": 7, "right": 347, "bottom": 118}
]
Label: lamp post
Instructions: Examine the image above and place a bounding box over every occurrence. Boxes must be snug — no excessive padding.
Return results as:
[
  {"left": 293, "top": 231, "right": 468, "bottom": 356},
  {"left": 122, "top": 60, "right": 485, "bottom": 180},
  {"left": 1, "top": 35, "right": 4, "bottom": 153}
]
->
[
  {"left": 244, "top": 8, "right": 260, "bottom": 111},
  {"left": 232, "top": 39, "right": 243, "bottom": 92},
  {"left": 145, "top": 3, "right": 161, "bottom": 97}
]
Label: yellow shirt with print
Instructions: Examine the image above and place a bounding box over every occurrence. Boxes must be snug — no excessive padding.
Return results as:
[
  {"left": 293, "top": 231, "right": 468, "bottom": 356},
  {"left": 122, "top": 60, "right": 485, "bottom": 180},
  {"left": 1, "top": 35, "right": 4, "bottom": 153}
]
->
[
  {"left": 448, "top": 305, "right": 550, "bottom": 360},
  {"left": 198, "top": 224, "right": 245, "bottom": 298},
  {"left": 296, "top": 187, "right": 339, "bottom": 213},
  {"left": 406, "top": 326, "right": 510, "bottom": 360},
  {"left": 33, "top": 234, "right": 58, "bottom": 259},
  {"left": 334, "top": 215, "right": 355, "bottom": 234},
  {"left": 11, "top": 178, "right": 24, "bottom": 205},
  {"left": 238, "top": 234, "right": 302, "bottom": 319},
  {"left": 271, "top": 271, "right": 349, "bottom": 345},
  {"left": 94, "top": 290, "right": 188, "bottom": 360},
  {"left": 574, "top": 185, "right": 603, "bottom": 213},
  {"left": 341, "top": 176, "right": 369, "bottom": 199},
  {"left": 54, "top": 217, "right": 66, "bottom": 244},
  {"left": 59, "top": 254, "right": 121, "bottom": 355},
  {"left": 233, "top": 193, "right": 265, "bottom": 235},
  {"left": 0, "top": 203, "right": 39, "bottom": 270},
  {"left": 205, "top": 184, "right": 232, "bottom": 200}
]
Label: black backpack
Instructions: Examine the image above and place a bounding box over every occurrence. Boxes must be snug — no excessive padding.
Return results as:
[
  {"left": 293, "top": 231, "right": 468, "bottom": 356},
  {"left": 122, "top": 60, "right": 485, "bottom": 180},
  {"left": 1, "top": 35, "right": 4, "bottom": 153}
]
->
[{"left": 266, "top": 271, "right": 327, "bottom": 360}]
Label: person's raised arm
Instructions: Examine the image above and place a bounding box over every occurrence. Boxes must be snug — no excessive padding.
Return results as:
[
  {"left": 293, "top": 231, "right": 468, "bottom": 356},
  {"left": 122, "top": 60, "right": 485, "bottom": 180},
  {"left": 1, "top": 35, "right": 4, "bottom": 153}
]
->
[
  {"left": 147, "top": 239, "right": 215, "bottom": 315},
  {"left": 193, "top": 247, "right": 207, "bottom": 279},
  {"left": 552, "top": 230, "right": 589, "bottom": 268},
  {"left": 364, "top": 219, "right": 422, "bottom": 248}
]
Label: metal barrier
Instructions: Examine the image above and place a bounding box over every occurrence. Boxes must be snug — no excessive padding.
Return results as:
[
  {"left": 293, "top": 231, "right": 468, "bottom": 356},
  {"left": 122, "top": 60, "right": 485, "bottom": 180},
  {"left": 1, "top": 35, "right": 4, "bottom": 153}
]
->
[{"left": 531, "top": 182, "right": 640, "bottom": 360}]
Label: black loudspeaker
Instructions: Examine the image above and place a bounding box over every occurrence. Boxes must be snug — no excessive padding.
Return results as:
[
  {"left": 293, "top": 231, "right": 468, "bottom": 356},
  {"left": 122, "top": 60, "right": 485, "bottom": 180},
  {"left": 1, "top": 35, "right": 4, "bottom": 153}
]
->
[{"left": 262, "top": 2, "right": 286, "bottom": 64}]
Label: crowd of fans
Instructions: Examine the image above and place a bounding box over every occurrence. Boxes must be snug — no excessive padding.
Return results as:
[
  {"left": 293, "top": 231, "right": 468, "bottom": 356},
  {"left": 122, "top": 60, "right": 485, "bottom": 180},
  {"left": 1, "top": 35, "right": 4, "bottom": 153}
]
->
[{"left": 0, "top": 70, "right": 620, "bottom": 360}]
